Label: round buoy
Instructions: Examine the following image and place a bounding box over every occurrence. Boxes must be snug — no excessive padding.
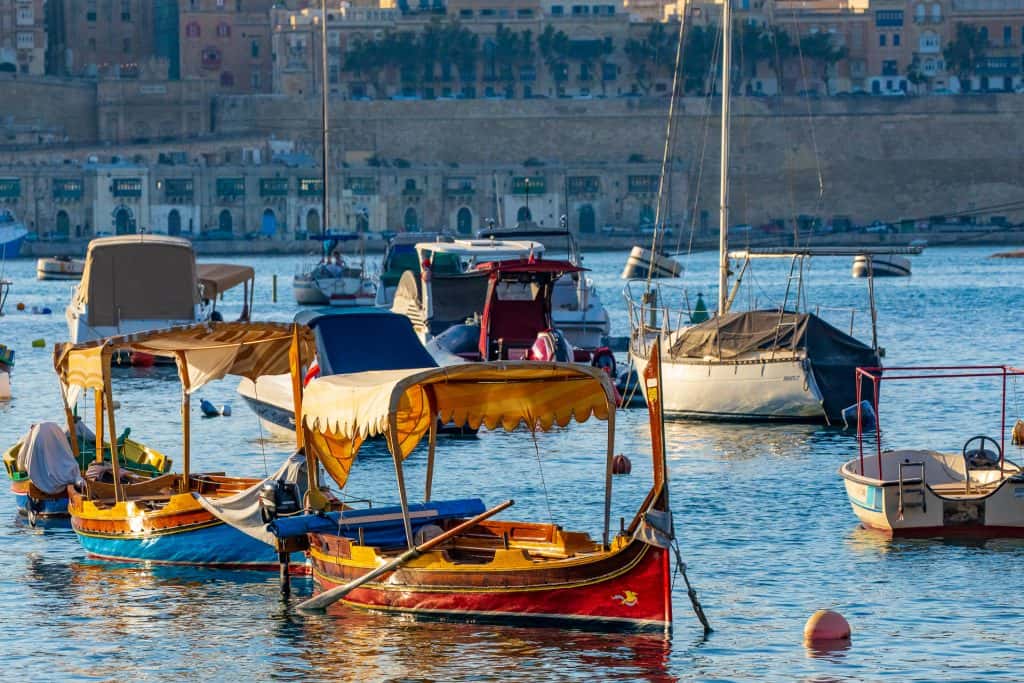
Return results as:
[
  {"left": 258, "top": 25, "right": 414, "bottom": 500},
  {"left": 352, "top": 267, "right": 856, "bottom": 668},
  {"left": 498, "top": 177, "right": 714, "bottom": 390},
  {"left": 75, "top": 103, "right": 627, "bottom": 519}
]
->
[
  {"left": 804, "top": 609, "right": 851, "bottom": 644},
  {"left": 16, "top": 302, "right": 25, "bottom": 311},
  {"left": 612, "top": 454, "right": 632, "bottom": 475}
]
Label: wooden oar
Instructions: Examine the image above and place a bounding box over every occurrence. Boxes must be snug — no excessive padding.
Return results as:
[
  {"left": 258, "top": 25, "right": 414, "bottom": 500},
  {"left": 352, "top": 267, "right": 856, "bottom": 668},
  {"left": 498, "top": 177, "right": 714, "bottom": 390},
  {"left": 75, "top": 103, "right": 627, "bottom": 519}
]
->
[{"left": 296, "top": 499, "right": 514, "bottom": 613}]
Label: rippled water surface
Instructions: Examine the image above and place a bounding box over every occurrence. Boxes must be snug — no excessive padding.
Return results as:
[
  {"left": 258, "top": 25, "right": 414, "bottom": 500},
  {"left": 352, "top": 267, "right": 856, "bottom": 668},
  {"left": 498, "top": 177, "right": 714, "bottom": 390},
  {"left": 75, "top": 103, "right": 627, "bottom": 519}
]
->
[{"left": 2, "top": 245, "right": 1024, "bottom": 681}]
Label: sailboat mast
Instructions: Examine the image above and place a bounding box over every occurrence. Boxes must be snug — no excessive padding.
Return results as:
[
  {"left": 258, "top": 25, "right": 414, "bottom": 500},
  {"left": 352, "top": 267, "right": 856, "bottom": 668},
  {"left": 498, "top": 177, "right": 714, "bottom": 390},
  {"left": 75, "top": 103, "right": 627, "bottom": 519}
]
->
[
  {"left": 320, "top": 0, "right": 330, "bottom": 239},
  {"left": 718, "top": 0, "right": 732, "bottom": 316}
]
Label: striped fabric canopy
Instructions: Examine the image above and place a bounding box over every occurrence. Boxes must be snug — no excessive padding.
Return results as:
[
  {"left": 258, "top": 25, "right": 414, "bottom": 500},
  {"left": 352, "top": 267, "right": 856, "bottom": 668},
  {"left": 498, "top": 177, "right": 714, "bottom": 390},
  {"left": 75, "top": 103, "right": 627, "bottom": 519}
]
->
[
  {"left": 54, "top": 322, "right": 314, "bottom": 402},
  {"left": 301, "top": 362, "right": 615, "bottom": 489}
]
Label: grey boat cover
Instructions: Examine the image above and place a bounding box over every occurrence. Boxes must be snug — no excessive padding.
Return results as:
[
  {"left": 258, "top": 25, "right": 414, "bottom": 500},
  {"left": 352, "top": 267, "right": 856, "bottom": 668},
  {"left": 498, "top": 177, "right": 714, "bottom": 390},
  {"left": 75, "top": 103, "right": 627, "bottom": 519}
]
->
[
  {"left": 391, "top": 269, "right": 491, "bottom": 336},
  {"left": 668, "top": 310, "right": 880, "bottom": 422},
  {"left": 17, "top": 422, "right": 84, "bottom": 494},
  {"left": 193, "top": 451, "right": 308, "bottom": 546}
]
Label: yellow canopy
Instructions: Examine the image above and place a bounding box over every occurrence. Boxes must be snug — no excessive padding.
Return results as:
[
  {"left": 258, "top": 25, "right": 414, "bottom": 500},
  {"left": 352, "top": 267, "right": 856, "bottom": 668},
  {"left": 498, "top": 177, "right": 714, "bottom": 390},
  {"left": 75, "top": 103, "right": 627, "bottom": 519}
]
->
[
  {"left": 197, "top": 263, "right": 255, "bottom": 299},
  {"left": 301, "top": 362, "right": 615, "bottom": 489},
  {"left": 54, "top": 322, "right": 314, "bottom": 401}
]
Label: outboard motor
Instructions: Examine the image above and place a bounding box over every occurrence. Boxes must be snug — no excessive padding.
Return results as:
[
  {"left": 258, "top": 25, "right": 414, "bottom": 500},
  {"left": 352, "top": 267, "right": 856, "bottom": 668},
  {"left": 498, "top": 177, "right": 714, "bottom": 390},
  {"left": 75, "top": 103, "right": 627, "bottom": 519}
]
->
[{"left": 258, "top": 480, "right": 302, "bottom": 523}]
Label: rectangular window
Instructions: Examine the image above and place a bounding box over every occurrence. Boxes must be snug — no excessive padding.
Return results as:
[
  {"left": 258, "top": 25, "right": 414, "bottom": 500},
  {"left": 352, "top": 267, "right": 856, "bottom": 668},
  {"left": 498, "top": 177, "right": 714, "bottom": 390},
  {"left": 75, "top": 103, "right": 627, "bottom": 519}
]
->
[
  {"left": 16, "top": 32, "right": 33, "bottom": 49},
  {"left": 879, "top": 34, "right": 886, "bottom": 47},
  {"left": 551, "top": 5, "right": 564, "bottom": 15},
  {"left": 520, "top": 64, "right": 536, "bottom": 81},
  {"left": 517, "top": 8, "right": 533, "bottom": 17},
  {"left": 345, "top": 177, "right": 377, "bottom": 195},
  {"left": 602, "top": 63, "right": 617, "bottom": 81},
  {"left": 628, "top": 175, "right": 659, "bottom": 194},
  {"left": 165, "top": 178, "right": 194, "bottom": 198},
  {"left": 260, "top": 178, "right": 289, "bottom": 196},
  {"left": 121, "top": 0, "right": 131, "bottom": 21},
  {"left": 445, "top": 177, "right": 475, "bottom": 194},
  {"left": 251, "top": 72, "right": 261, "bottom": 90},
  {"left": 216, "top": 177, "right": 246, "bottom": 197},
  {"left": 53, "top": 179, "right": 84, "bottom": 199},
  {"left": 460, "top": 9, "right": 473, "bottom": 18},
  {"left": 0, "top": 178, "right": 21, "bottom": 198},
  {"left": 512, "top": 177, "right": 547, "bottom": 194},
  {"left": 251, "top": 40, "right": 260, "bottom": 58},
  {"left": 874, "top": 10, "right": 903, "bottom": 27},
  {"left": 112, "top": 178, "right": 143, "bottom": 197},
  {"left": 567, "top": 176, "right": 600, "bottom": 195},
  {"left": 298, "top": 178, "right": 323, "bottom": 196},
  {"left": 893, "top": 33, "right": 900, "bottom": 46},
  {"left": 1004, "top": 25, "right": 1012, "bottom": 46}
]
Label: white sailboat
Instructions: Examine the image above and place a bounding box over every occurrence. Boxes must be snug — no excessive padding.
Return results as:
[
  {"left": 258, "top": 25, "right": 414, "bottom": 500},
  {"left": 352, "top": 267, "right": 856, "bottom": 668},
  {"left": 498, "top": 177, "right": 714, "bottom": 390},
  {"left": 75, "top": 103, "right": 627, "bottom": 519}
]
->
[
  {"left": 292, "top": 4, "right": 376, "bottom": 307},
  {"left": 625, "top": 6, "right": 895, "bottom": 424}
]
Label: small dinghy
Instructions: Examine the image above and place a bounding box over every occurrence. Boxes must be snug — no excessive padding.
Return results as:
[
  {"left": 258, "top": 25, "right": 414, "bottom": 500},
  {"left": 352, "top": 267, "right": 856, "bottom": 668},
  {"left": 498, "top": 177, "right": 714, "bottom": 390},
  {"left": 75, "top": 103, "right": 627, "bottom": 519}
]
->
[
  {"left": 621, "top": 246, "right": 681, "bottom": 279},
  {"left": 852, "top": 253, "right": 911, "bottom": 278},
  {"left": 840, "top": 365, "right": 1024, "bottom": 537},
  {"left": 36, "top": 256, "right": 85, "bottom": 281}
]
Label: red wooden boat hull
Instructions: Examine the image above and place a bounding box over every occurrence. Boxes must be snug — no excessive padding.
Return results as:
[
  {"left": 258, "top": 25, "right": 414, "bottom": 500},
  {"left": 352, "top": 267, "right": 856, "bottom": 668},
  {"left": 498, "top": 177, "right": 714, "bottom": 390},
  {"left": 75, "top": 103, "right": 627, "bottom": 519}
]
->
[{"left": 309, "top": 534, "right": 672, "bottom": 631}]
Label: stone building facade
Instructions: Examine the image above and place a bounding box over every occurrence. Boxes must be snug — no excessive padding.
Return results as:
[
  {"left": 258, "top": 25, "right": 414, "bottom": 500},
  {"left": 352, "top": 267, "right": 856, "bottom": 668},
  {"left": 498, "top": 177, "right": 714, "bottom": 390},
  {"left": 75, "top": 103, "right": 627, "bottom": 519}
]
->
[
  {"left": 0, "top": 151, "right": 684, "bottom": 240},
  {"left": 178, "top": 0, "right": 276, "bottom": 93},
  {"left": 0, "top": 0, "right": 46, "bottom": 75},
  {"left": 46, "top": 0, "right": 159, "bottom": 77}
]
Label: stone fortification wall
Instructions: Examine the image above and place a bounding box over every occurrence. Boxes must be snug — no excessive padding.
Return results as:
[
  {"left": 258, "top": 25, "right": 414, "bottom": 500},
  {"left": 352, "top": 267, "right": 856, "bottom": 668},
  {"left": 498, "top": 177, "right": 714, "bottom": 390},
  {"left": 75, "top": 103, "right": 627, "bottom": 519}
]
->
[
  {"left": 0, "top": 76, "right": 97, "bottom": 143},
  {"left": 215, "top": 94, "right": 1024, "bottom": 225}
]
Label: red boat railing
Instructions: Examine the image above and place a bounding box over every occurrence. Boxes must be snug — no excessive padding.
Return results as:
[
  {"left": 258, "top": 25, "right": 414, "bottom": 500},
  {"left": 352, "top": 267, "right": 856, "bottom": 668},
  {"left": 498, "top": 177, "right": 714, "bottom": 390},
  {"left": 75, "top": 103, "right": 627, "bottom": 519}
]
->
[{"left": 855, "top": 364, "right": 1024, "bottom": 478}]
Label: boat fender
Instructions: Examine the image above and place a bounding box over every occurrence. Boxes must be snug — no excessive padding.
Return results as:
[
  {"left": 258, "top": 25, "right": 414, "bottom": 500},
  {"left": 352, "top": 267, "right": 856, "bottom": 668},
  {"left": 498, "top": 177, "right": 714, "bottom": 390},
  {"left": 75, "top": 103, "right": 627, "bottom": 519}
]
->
[
  {"left": 1012, "top": 419, "right": 1024, "bottom": 446},
  {"left": 612, "top": 454, "right": 632, "bottom": 475},
  {"left": 841, "top": 400, "right": 876, "bottom": 431},
  {"left": 303, "top": 358, "right": 321, "bottom": 387},
  {"left": 200, "top": 399, "right": 221, "bottom": 418}
]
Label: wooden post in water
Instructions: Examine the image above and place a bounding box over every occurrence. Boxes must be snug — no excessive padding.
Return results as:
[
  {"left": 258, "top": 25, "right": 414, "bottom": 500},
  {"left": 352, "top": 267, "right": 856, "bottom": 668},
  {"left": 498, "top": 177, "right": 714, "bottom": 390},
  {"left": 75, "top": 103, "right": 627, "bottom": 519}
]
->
[{"left": 272, "top": 274, "right": 278, "bottom": 303}]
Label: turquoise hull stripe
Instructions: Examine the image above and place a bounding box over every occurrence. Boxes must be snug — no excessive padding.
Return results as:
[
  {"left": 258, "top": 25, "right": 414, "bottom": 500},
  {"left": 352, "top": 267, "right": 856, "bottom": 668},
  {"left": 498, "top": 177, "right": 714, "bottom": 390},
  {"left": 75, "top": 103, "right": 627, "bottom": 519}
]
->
[{"left": 76, "top": 521, "right": 304, "bottom": 568}]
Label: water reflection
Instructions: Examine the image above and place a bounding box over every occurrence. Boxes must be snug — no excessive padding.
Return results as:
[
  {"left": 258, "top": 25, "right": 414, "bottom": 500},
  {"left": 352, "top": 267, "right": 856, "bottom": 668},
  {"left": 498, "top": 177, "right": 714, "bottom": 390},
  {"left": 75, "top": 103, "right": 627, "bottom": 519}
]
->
[{"left": 846, "top": 524, "right": 1024, "bottom": 557}]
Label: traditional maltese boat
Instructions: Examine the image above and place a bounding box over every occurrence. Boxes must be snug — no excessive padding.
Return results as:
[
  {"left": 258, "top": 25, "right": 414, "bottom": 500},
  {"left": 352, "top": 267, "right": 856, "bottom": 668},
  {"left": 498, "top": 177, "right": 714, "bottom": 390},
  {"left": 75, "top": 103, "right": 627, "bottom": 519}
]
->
[
  {"left": 3, "top": 423, "right": 171, "bottom": 525},
  {"left": 272, "top": 341, "right": 704, "bottom": 633},
  {"left": 840, "top": 365, "right": 1024, "bottom": 537},
  {"left": 55, "top": 321, "right": 326, "bottom": 569}
]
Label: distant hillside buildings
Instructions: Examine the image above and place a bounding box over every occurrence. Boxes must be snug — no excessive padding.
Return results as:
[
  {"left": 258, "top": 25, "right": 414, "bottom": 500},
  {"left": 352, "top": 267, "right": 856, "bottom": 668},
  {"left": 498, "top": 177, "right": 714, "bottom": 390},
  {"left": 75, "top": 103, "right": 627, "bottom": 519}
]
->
[{"left": 1, "top": 0, "right": 1023, "bottom": 94}]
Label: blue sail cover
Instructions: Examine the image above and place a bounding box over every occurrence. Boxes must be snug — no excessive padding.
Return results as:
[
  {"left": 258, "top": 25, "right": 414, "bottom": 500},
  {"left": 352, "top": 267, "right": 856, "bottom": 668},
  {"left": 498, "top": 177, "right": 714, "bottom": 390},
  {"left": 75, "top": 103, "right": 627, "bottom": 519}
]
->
[{"left": 295, "top": 310, "right": 438, "bottom": 375}]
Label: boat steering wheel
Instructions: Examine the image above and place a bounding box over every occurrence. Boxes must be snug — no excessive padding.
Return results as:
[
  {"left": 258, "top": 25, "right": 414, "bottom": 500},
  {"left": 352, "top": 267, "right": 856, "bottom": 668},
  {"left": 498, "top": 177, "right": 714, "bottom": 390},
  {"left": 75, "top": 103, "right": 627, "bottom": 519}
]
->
[{"left": 962, "top": 435, "right": 1002, "bottom": 470}]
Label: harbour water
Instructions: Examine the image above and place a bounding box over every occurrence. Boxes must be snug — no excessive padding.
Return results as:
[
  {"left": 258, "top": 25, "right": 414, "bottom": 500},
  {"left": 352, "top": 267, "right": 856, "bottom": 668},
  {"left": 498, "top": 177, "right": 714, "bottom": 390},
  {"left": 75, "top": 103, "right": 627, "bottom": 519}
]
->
[{"left": 2, "top": 245, "right": 1023, "bottom": 681}]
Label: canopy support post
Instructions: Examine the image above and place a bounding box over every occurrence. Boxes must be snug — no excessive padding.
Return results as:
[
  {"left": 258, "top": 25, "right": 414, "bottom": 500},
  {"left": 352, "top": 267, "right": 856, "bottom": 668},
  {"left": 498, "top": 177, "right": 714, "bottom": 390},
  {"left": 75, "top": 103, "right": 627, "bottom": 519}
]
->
[
  {"left": 388, "top": 414, "right": 415, "bottom": 550},
  {"left": 94, "top": 389, "right": 104, "bottom": 464},
  {"left": 177, "top": 351, "right": 191, "bottom": 494},
  {"left": 60, "top": 392, "right": 80, "bottom": 462},
  {"left": 602, "top": 401, "right": 616, "bottom": 550},
  {"left": 425, "top": 388, "right": 438, "bottom": 503},
  {"left": 291, "top": 324, "right": 327, "bottom": 512},
  {"left": 102, "top": 355, "right": 123, "bottom": 503}
]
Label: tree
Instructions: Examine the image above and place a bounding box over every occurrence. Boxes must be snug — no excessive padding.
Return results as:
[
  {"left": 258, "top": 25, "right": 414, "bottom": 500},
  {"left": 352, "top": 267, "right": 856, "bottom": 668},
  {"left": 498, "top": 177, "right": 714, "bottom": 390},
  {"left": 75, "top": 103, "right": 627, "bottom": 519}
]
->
[
  {"left": 763, "top": 26, "right": 795, "bottom": 95},
  {"left": 799, "top": 31, "right": 847, "bottom": 95},
  {"left": 906, "top": 56, "right": 929, "bottom": 94},
  {"left": 538, "top": 25, "right": 570, "bottom": 90},
  {"left": 682, "top": 24, "right": 716, "bottom": 95},
  {"left": 943, "top": 23, "right": 987, "bottom": 92}
]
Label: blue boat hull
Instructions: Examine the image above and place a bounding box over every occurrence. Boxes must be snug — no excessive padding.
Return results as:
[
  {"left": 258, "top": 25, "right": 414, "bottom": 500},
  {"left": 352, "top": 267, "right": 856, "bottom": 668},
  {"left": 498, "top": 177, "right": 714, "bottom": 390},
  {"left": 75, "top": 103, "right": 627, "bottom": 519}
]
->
[
  {"left": 14, "top": 492, "right": 72, "bottom": 527},
  {"left": 76, "top": 520, "right": 306, "bottom": 570},
  {"left": 0, "top": 234, "right": 25, "bottom": 259}
]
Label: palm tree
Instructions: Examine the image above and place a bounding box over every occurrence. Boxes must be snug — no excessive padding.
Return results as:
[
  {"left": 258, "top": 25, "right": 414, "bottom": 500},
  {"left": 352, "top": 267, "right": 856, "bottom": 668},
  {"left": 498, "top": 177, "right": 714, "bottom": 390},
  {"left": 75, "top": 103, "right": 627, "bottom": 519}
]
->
[
  {"left": 944, "top": 23, "right": 987, "bottom": 92},
  {"left": 764, "top": 26, "right": 795, "bottom": 95},
  {"left": 799, "top": 32, "right": 847, "bottom": 96}
]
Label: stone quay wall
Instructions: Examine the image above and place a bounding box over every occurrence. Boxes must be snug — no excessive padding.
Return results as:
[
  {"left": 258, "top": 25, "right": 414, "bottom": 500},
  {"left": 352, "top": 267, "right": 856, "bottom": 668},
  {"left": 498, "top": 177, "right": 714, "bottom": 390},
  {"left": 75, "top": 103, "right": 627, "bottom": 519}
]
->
[{"left": 215, "top": 94, "right": 1024, "bottom": 227}]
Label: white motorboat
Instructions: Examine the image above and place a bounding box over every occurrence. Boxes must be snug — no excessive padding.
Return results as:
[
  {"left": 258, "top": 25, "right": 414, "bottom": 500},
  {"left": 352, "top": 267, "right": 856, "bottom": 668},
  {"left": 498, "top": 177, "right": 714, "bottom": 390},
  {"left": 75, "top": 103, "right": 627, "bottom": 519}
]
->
[
  {"left": 293, "top": 237, "right": 376, "bottom": 307},
  {"left": 840, "top": 365, "right": 1024, "bottom": 537},
  {"left": 375, "top": 232, "right": 452, "bottom": 307},
  {"left": 390, "top": 238, "right": 543, "bottom": 344},
  {"left": 477, "top": 227, "right": 611, "bottom": 350},
  {"left": 66, "top": 235, "right": 254, "bottom": 344},
  {"left": 0, "top": 210, "right": 27, "bottom": 260},
  {"left": 621, "top": 245, "right": 682, "bottom": 279},
  {"left": 852, "top": 253, "right": 911, "bottom": 278},
  {"left": 37, "top": 256, "right": 85, "bottom": 280}
]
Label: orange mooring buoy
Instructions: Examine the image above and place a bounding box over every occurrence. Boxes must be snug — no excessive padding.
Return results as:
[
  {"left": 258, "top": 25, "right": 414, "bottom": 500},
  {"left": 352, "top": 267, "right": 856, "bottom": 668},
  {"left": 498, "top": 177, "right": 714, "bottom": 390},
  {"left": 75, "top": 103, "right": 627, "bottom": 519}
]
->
[
  {"left": 611, "top": 454, "right": 632, "bottom": 475},
  {"left": 804, "top": 609, "right": 851, "bottom": 644}
]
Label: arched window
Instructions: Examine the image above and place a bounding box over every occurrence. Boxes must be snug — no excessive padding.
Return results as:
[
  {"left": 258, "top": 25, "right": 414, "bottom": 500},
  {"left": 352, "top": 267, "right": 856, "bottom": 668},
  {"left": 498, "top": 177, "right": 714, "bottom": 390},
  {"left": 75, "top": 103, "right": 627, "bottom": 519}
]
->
[
  {"left": 56, "top": 210, "right": 70, "bottom": 237},
  {"left": 217, "top": 22, "right": 231, "bottom": 38},
  {"left": 185, "top": 22, "right": 200, "bottom": 38},
  {"left": 404, "top": 207, "right": 419, "bottom": 232},
  {"left": 915, "top": 3, "right": 925, "bottom": 21},
  {"left": 578, "top": 204, "right": 596, "bottom": 233},
  {"left": 218, "top": 209, "right": 233, "bottom": 234},
  {"left": 261, "top": 208, "right": 277, "bottom": 236},
  {"left": 220, "top": 71, "right": 234, "bottom": 87},
  {"left": 639, "top": 205, "right": 655, "bottom": 228},
  {"left": 516, "top": 206, "right": 532, "bottom": 223},
  {"left": 168, "top": 209, "right": 181, "bottom": 236},
  {"left": 306, "top": 208, "right": 320, "bottom": 236},
  {"left": 456, "top": 207, "right": 473, "bottom": 235},
  {"left": 114, "top": 207, "right": 134, "bottom": 235},
  {"left": 404, "top": 178, "right": 417, "bottom": 192},
  {"left": 931, "top": 3, "right": 941, "bottom": 20}
]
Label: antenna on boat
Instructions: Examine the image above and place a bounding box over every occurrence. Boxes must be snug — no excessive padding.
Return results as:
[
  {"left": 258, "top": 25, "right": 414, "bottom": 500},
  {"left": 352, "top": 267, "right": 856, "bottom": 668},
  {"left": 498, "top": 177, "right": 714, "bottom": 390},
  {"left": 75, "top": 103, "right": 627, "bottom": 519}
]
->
[{"left": 320, "top": 0, "right": 330, "bottom": 253}]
